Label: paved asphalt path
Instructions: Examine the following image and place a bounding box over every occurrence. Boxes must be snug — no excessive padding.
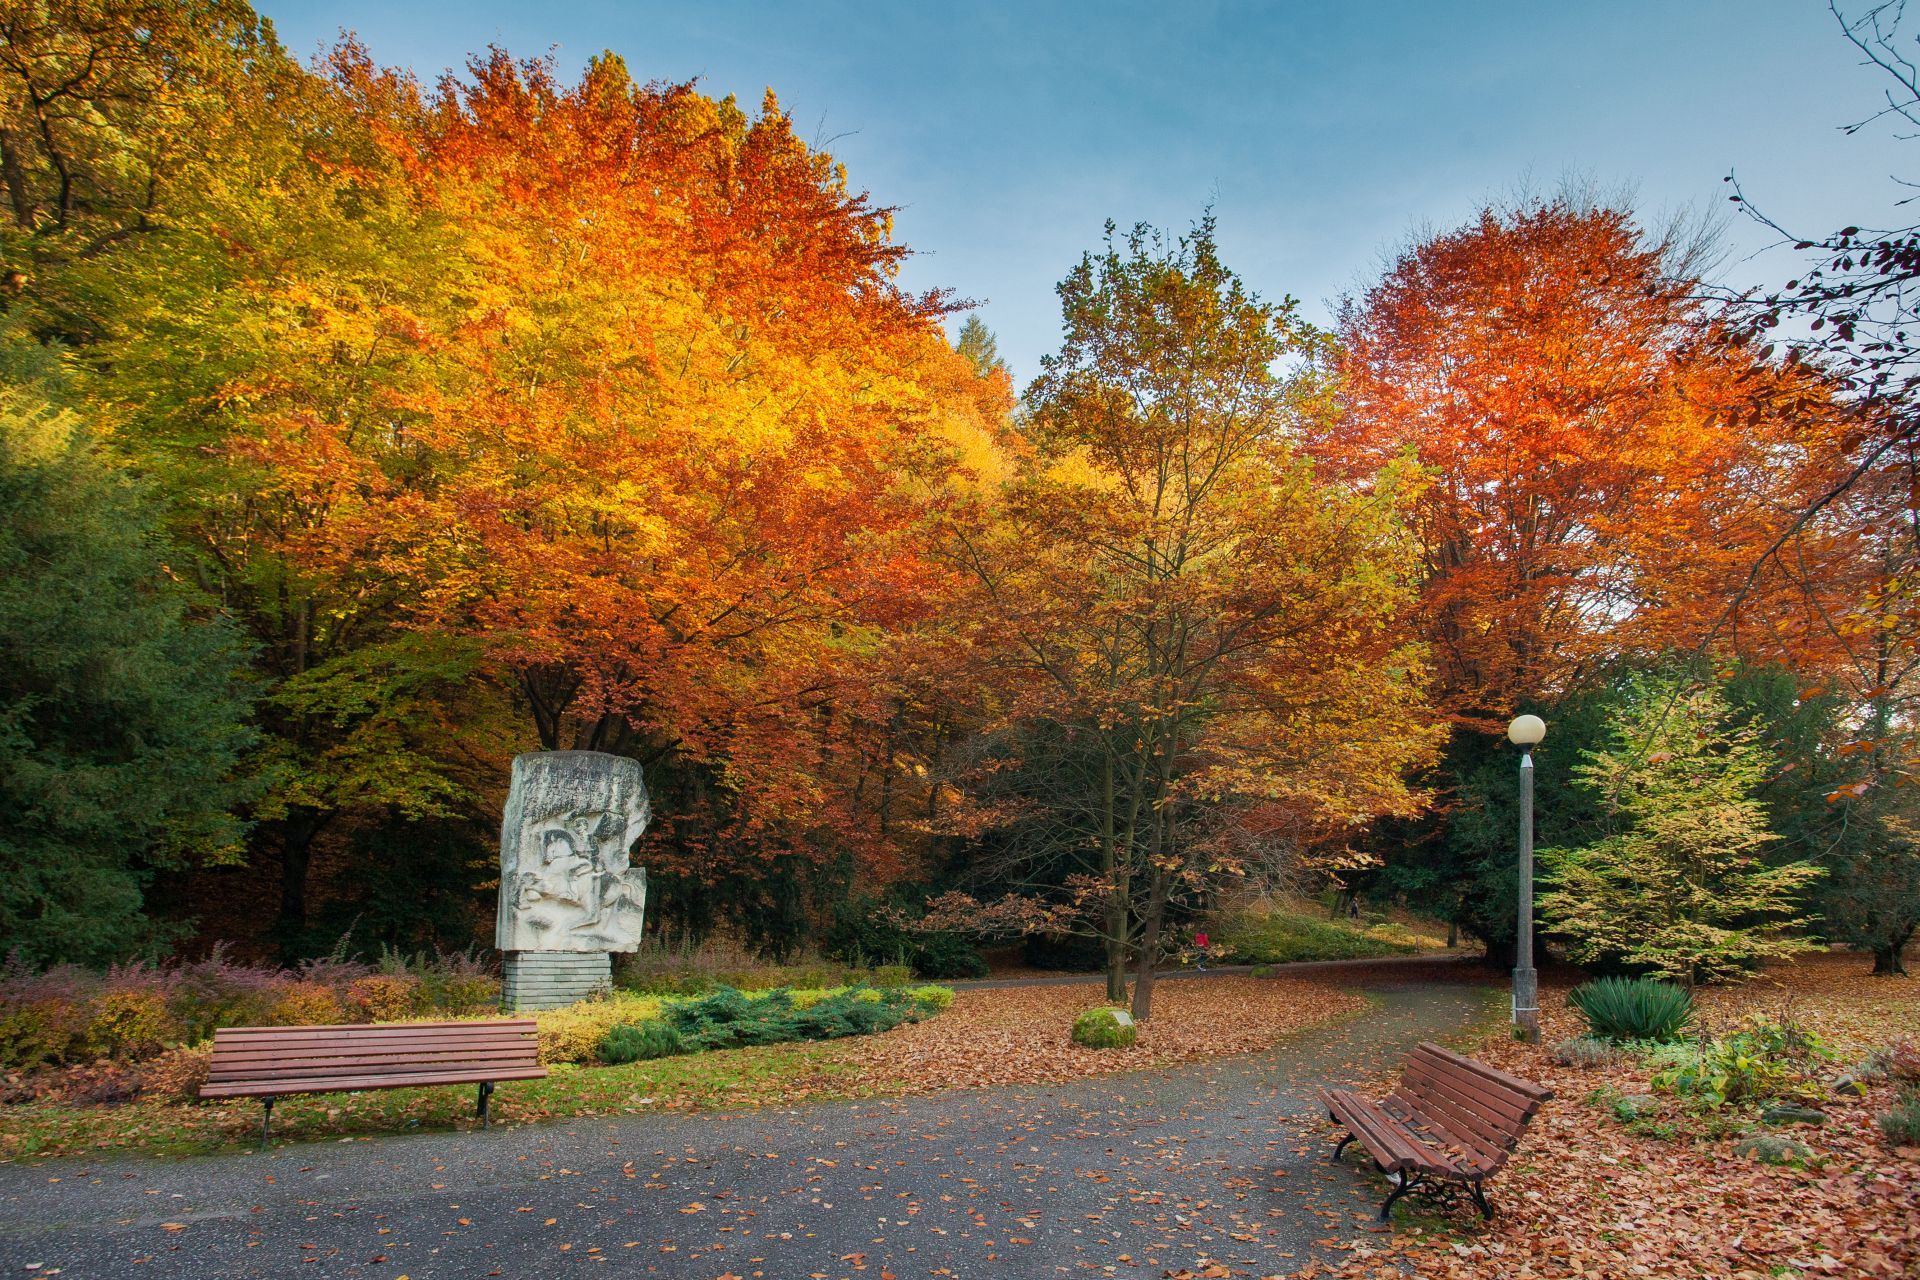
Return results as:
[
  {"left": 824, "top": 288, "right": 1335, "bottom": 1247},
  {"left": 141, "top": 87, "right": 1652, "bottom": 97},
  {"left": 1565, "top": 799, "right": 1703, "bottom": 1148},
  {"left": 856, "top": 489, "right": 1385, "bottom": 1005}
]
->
[{"left": 0, "top": 975, "right": 1495, "bottom": 1280}]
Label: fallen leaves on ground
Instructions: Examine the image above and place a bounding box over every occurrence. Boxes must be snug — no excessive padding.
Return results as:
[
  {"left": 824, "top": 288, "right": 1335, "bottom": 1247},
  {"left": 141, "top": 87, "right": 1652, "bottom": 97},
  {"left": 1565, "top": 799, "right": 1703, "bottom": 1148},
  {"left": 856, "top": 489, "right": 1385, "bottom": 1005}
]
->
[
  {"left": 1300, "top": 952, "right": 1919, "bottom": 1280},
  {"left": 831, "top": 976, "right": 1367, "bottom": 1093}
]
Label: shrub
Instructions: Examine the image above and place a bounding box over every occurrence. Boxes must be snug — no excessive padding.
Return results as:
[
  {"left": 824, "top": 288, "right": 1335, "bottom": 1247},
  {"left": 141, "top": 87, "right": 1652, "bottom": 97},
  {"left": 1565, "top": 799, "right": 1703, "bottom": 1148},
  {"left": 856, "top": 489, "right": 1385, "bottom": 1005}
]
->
[
  {"left": 535, "top": 993, "right": 664, "bottom": 1065},
  {"left": 911, "top": 932, "right": 990, "bottom": 980},
  {"left": 1863, "top": 1039, "right": 1920, "bottom": 1083},
  {"left": 792, "top": 987, "right": 918, "bottom": 1040},
  {"left": 140, "top": 1045, "right": 212, "bottom": 1103},
  {"left": 1549, "top": 1036, "right": 1621, "bottom": 1068},
  {"left": 267, "top": 982, "right": 346, "bottom": 1028},
  {"left": 0, "top": 962, "right": 97, "bottom": 1070},
  {"left": 437, "top": 974, "right": 502, "bottom": 1016},
  {"left": 1653, "top": 1017, "right": 1831, "bottom": 1110},
  {"left": 1071, "top": 1006, "right": 1137, "bottom": 1049},
  {"left": 347, "top": 974, "right": 425, "bottom": 1023},
  {"left": 659, "top": 984, "right": 933, "bottom": 1050},
  {"left": 598, "top": 1020, "right": 686, "bottom": 1064},
  {"left": 823, "top": 897, "right": 990, "bottom": 980},
  {"left": 1568, "top": 976, "right": 1693, "bottom": 1043},
  {"left": 84, "top": 986, "right": 184, "bottom": 1060},
  {"left": 909, "top": 985, "right": 954, "bottom": 1014},
  {"left": 1733, "top": 1134, "right": 1812, "bottom": 1165},
  {"left": 872, "top": 965, "right": 914, "bottom": 989},
  {"left": 1878, "top": 1085, "right": 1920, "bottom": 1145}
]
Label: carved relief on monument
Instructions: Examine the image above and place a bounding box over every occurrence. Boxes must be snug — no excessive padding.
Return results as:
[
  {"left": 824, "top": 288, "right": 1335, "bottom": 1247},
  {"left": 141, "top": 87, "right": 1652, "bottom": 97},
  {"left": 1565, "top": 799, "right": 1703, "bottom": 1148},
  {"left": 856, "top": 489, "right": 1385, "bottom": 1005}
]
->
[{"left": 495, "top": 751, "right": 650, "bottom": 953}]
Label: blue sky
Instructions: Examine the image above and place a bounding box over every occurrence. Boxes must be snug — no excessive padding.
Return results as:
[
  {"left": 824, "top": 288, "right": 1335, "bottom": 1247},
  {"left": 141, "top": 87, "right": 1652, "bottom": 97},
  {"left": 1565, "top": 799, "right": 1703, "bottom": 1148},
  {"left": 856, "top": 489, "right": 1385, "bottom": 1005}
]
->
[{"left": 268, "top": 1, "right": 1904, "bottom": 385}]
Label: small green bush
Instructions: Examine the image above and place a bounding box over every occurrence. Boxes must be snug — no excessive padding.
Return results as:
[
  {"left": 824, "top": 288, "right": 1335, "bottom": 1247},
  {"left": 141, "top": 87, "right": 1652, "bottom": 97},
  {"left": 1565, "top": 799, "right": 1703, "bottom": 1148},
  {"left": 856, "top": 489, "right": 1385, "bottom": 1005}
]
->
[
  {"left": 872, "top": 965, "right": 914, "bottom": 989},
  {"left": 1568, "top": 976, "right": 1693, "bottom": 1043},
  {"left": 1878, "top": 1085, "right": 1920, "bottom": 1145},
  {"left": 598, "top": 1020, "right": 686, "bottom": 1064},
  {"left": 1071, "top": 1006, "right": 1137, "bottom": 1049},
  {"left": 908, "top": 985, "right": 954, "bottom": 1013}
]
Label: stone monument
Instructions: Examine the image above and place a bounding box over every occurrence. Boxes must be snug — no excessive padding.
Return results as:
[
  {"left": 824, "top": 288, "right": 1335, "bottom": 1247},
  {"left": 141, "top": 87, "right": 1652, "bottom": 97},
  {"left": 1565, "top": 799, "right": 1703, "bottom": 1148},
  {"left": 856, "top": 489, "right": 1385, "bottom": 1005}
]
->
[{"left": 496, "top": 751, "right": 650, "bottom": 1011}]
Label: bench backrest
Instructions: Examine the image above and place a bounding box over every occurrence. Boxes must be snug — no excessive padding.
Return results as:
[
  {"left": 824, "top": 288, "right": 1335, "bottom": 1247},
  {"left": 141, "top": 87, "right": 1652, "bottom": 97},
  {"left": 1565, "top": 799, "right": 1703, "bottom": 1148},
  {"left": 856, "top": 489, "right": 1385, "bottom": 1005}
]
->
[
  {"left": 205, "top": 1019, "right": 540, "bottom": 1093},
  {"left": 1388, "top": 1041, "right": 1552, "bottom": 1172}
]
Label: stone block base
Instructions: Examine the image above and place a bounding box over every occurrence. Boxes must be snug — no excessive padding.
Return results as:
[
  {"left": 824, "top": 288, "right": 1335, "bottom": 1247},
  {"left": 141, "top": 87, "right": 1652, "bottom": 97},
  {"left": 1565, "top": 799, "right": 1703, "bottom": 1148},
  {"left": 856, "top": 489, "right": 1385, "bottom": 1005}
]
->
[{"left": 503, "top": 951, "right": 612, "bottom": 1011}]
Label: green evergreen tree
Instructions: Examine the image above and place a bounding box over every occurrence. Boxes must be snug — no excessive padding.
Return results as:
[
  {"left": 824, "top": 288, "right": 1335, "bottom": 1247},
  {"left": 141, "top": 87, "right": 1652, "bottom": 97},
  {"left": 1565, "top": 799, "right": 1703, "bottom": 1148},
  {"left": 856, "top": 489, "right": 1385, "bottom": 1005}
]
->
[
  {"left": 1539, "top": 673, "right": 1821, "bottom": 984},
  {"left": 955, "top": 314, "right": 1007, "bottom": 380},
  {"left": 0, "top": 393, "right": 256, "bottom": 966}
]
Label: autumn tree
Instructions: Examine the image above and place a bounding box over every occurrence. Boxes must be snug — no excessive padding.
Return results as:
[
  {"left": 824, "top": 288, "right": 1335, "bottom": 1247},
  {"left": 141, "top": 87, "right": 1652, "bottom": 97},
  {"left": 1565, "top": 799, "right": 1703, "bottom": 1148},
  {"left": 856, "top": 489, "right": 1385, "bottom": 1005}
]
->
[
  {"left": 1539, "top": 673, "right": 1822, "bottom": 985},
  {"left": 1318, "top": 196, "right": 1848, "bottom": 720},
  {"left": 1320, "top": 196, "right": 1856, "bottom": 955},
  {"left": 936, "top": 218, "right": 1441, "bottom": 1018}
]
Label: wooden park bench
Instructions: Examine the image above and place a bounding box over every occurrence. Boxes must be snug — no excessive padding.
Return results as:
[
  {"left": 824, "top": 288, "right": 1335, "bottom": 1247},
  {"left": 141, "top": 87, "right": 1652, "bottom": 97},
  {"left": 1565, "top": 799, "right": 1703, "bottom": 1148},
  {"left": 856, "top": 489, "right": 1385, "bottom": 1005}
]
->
[
  {"left": 1317, "top": 1041, "right": 1552, "bottom": 1220},
  {"left": 200, "top": 1018, "right": 547, "bottom": 1144}
]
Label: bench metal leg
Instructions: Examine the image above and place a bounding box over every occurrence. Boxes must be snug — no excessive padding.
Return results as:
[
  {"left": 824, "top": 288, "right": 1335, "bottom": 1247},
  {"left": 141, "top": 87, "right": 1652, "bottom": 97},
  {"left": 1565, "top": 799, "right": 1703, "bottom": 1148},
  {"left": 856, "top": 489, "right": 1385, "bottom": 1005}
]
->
[
  {"left": 1468, "top": 1180, "right": 1493, "bottom": 1220},
  {"left": 476, "top": 1081, "right": 495, "bottom": 1129},
  {"left": 259, "top": 1097, "right": 275, "bottom": 1148},
  {"left": 1329, "top": 1132, "right": 1355, "bottom": 1163},
  {"left": 1380, "top": 1171, "right": 1420, "bottom": 1221}
]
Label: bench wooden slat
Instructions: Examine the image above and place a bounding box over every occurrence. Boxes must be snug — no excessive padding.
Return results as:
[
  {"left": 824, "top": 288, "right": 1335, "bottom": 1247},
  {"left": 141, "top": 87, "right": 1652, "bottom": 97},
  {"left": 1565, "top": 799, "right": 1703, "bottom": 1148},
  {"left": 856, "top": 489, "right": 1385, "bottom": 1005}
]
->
[
  {"left": 214, "top": 1020, "right": 537, "bottom": 1043},
  {"left": 1415, "top": 1042, "right": 1553, "bottom": 1102},
  {"left": 1403, "top": 1063, "right": 1535, "bottom": 1131},
  {"left": 207, "top": 1038, "right": 537, "bottom": 1064},
  {"left": 1384, "top": 1092, "right": 1509, "bottom": 1173},
  {"left": 1319, "top": 1087, "right": 1458, "bottom": 1175},
  {"left": 1401, "top": 1067, "right": 1536, "bottom": 1145},
  {"left": 206, "top": 1060, "right": 543, "bottom": 1083}
]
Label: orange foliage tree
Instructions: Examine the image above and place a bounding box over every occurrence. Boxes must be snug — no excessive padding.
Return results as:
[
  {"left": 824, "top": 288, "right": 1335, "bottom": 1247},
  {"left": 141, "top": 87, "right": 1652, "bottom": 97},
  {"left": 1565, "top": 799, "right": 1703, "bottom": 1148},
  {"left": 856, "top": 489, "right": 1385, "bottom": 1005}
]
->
[
  {"left": 335, "top": 53, "right": 1011, "bottom": 943},
  {"left": 1315, "top": 197, "right": 1853, "bottom": 725}
]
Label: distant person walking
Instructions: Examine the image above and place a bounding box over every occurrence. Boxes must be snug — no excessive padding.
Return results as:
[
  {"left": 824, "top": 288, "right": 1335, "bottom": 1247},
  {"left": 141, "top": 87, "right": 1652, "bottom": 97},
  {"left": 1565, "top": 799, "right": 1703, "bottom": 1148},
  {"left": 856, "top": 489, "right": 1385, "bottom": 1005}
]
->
[{"left": 1194, "top": 930, "right": 1210, "bottom": 972}]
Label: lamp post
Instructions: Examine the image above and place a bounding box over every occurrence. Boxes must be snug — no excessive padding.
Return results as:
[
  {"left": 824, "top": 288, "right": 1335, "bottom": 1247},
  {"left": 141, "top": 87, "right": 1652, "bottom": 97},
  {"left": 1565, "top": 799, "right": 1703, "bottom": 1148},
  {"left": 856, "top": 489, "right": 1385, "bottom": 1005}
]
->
[{"left": 1507, "top": 714, "right": 1546, "bottom": 1044}]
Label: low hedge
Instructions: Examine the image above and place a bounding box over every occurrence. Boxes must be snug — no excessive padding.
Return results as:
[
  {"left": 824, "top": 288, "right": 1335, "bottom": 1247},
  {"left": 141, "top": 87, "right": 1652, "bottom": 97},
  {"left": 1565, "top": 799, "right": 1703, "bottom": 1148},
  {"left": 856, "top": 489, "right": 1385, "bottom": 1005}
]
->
[{"left": 596, "top": 983, "right": 952, "bottom": 1064}]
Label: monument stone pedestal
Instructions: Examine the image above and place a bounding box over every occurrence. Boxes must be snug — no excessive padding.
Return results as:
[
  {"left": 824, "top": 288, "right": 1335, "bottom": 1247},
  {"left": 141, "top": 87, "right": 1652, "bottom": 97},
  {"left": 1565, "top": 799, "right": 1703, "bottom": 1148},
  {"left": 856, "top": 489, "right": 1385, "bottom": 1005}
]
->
[{"left": 503, "top": 951, "right": 612, "bottom": 1011}]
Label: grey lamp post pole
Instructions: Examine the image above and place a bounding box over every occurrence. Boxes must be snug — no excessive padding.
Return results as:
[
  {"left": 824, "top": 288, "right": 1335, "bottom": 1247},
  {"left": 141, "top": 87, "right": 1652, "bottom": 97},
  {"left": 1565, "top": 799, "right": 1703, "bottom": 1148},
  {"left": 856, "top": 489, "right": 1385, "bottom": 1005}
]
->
[{"left": 1507, "top": 714, "right": 1545, "bottom": 1044}]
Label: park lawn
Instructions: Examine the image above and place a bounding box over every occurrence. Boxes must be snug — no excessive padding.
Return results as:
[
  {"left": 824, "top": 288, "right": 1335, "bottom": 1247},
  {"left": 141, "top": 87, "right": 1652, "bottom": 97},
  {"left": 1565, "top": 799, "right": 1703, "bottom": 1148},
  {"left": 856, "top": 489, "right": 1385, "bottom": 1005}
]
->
[
  {"left": 0, "top": 974, "right": 1372, "bottom": 1162},
  {"left": 1209, "top": 900, "right": 1448, "bottom": 965},
  {"left": 1304, "top": 950, "right": 1920, "bottom": 1280},
  {"left": 0, "top": 1038, "right": 877, "bottom": 1161}
]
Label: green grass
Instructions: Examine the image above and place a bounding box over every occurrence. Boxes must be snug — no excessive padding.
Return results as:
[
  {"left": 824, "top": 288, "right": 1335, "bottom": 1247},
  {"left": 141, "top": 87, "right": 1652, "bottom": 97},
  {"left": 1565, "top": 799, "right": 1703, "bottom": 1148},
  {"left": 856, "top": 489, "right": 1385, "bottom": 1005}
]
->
[
  {"left": 1213, "top": 906, "right": 1424, "bottom": 965},
  {"left": 1, "top": 983, "right": 957, "bottom": 1162},
  {"left": 0, "top": 1040, "right": 874, "bottom": 1161}
]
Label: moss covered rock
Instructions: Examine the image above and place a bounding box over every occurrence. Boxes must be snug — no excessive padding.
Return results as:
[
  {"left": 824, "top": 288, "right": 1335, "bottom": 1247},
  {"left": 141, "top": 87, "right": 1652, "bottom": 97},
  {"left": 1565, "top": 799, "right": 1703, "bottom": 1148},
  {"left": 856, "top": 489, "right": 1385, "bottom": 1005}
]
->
[
  {"left": 1734, "top": 1134, "right": 1811, "bottom": 1165},
  {"left": 1071, "top": 1006, "right": 1137, "bottom": 1049}
]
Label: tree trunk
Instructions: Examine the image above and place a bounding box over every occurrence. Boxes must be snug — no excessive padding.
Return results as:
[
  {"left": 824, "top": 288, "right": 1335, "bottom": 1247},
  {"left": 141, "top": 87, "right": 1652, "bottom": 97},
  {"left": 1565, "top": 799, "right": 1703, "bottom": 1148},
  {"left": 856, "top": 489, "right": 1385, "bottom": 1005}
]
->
[
  {"left": 1871, "top": 935, "right": 1911, "bottom": 977},
  {"left": 1100, "top": 748, "right": 1128, "bottom": 1003},
  {"left": 1129, "top": 867, "right": 1172, "bottom": 1021},
  {"left": 275, "top": 812, "right": 325, "bottom": 959}
]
